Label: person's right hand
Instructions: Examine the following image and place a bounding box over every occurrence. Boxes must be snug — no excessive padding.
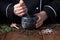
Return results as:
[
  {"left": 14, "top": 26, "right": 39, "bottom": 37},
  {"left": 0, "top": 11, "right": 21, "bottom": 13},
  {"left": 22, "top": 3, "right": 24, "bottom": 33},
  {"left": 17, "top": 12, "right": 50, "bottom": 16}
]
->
[{"left": 14, "top": 0, "right": 28, "bottom": 17}]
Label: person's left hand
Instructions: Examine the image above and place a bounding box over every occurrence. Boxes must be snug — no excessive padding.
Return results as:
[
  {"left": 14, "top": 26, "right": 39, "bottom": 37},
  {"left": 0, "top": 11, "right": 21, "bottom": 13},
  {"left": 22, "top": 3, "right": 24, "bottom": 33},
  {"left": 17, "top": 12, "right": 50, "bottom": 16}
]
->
[{"left": 36, "top": 11, "right": 48, "bottom": 28}]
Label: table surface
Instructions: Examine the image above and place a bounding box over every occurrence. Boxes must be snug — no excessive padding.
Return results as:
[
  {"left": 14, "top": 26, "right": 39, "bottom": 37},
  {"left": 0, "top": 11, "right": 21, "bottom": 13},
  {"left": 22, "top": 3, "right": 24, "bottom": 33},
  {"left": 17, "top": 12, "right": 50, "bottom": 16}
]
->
[{"left": 0, "top": 24, "right": 60, "bottom": 40}]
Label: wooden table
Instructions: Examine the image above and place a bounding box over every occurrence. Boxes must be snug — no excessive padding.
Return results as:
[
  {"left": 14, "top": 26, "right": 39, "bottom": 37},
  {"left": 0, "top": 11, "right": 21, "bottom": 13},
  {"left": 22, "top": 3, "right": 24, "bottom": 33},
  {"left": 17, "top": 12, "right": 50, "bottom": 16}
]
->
[{"left": 0, "top": 24, "right": 60, "bottom": 40}]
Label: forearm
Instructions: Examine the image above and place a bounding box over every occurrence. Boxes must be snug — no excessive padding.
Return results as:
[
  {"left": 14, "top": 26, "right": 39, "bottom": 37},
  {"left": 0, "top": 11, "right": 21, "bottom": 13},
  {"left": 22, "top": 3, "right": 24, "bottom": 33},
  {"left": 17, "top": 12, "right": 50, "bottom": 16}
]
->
[{"left": 43, "top": 0, "right": 60, "bottom": 20}]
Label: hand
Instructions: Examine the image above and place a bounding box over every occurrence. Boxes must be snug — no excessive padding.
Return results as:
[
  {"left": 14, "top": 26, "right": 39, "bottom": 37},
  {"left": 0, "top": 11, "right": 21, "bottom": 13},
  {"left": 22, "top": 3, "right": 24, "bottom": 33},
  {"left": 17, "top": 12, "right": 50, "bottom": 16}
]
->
[
  {"left": 10, "top": 23, "right": 19, "bottom": 29},
  {"left": 14, "top": 0, "right": 28, "bottom": 17},
  {"left": 36, "top": 11, "right": 48, "bottom": 28}
]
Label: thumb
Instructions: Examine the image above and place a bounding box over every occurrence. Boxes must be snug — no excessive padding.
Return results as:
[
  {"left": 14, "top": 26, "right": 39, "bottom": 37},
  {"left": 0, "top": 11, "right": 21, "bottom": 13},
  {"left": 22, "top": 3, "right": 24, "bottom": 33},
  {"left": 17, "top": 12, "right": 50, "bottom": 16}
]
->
[{"left": 19, "top": 0, "right": 24, "bottom": 4}]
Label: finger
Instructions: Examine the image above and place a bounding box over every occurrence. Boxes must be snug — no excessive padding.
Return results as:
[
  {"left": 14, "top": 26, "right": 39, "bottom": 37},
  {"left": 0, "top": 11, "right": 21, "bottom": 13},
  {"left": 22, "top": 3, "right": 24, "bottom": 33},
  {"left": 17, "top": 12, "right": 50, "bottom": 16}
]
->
[
  {"left": 15, "top": 8, "right": 27, "bottom": 14},
  {"left": 14, "top": 6, "right": 27, "bottom": 12},
  {"left": 14, "top": 7, "right": 22, "bottom": 13},
  {"left": 36, "top": 23, "right": 42, "bottom": 28},
  {"left": 15, "top": 9, "right": 27, "bottom": 17},
  {"left": 17, "top": 8, "right": 27, "bottom": 14},
  {"left": 36, "top": 19, "right": 43, "bottom": 25},
  {"left": 36, "top": 19, "right": 41, "bottom": 27},
  {"left": 15, "top": 9, "right": 24, "bottom": 14},
  {"left": 19, "top": 0, "right": 24, "bottom": 3},
  {"left": 14, "top": 4, "right": 20, "bottom": 8},
  {"left": 36, "top": 20, "right": 43, "bottom": 28},
  {"left": 36, "top": 22, "right": 41, "bottom": 28},
  {"left": 36, "top": 16, "right": 41, "bottom": 23},
  {"left": 14, "top": 3, "right": 25, "bottom": 9},
  {"left": 14, "top": 7, "right": 22, "bottom": 11},
  {"left": 17, "top": 12, "right": 26, "bottom": 17},
  {"left": 10, "top": 23, "right": 19, "bottom": 29},
  {"left": 36, "top": 16, "right": 43, "bottom": 27},
  {"left": 13, "top": 25, "right": 19, "bottom": 29},
  {"left": 19, "top": 0, "right": 25, "bottom": 6}
]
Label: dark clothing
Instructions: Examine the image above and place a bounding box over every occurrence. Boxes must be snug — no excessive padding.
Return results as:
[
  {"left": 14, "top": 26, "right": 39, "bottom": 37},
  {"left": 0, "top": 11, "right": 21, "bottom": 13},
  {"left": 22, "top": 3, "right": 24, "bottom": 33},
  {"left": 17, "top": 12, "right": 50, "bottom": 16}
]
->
[{"left": 0, "top": 0, "right": 60, "bottom": 23}]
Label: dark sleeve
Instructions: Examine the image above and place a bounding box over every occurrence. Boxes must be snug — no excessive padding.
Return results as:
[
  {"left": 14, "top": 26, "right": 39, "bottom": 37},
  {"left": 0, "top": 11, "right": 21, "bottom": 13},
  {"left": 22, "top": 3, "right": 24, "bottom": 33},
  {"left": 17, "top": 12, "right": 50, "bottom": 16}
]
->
[
  {"left": 43, "top": 0, "right": 60, "bottom": 22},
  {"left": 0, "top": 0, "right": 16, "bottom": 19}
]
